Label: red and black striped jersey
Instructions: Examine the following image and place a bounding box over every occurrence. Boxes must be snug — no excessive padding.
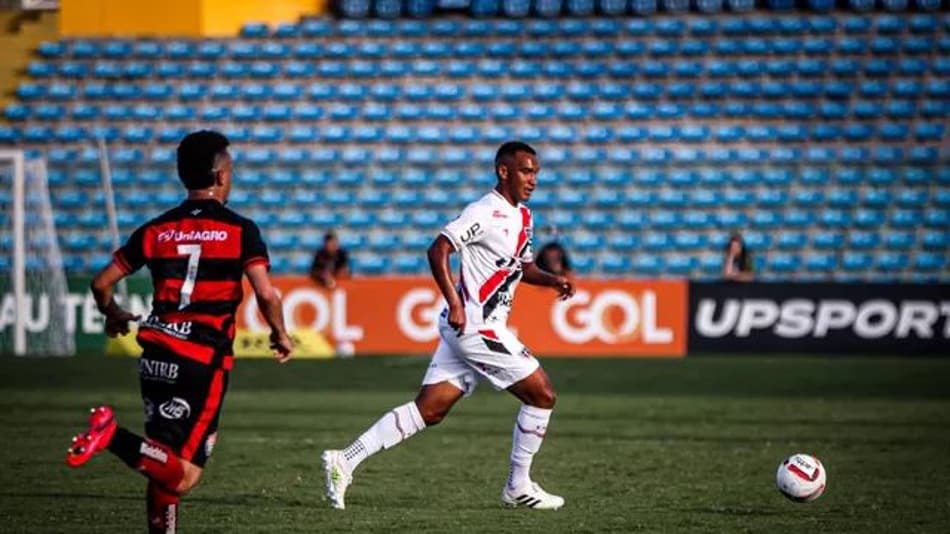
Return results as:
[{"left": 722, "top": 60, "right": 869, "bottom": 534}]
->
[{"left": 113, "top": 198, "right": 268, "bottom": 369}]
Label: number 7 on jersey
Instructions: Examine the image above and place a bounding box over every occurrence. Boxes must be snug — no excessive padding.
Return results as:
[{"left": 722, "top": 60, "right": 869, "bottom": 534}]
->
[{"left": 177, "top": 244, "right": 202, "bottom": 310}]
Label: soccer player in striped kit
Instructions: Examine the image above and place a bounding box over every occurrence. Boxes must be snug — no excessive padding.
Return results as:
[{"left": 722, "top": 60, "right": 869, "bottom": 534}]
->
[
  {"left": 65, "top": 131, "right": 294, "bottom": 533},
  {"left": 323, "top": 141, "right": 575, "bottom": 510}
]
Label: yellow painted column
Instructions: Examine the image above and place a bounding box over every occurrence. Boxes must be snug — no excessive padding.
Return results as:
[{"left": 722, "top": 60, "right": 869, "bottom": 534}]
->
[
  {"left": 59, "top": 0, "right": 106, "bottom": 37},
  {"left": 60, "top": 0, "right": 325, "bottom": 38},
  {"left": 200, "top": 0, "right": 323, "bottom": 36}
]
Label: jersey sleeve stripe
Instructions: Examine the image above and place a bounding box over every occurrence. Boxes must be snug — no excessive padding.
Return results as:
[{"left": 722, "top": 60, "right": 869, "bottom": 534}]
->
[
  {"left": 112, "top": 251, "right": 133, "bottom": 274},
  {"left": 515, "top": 207, "right": 531, "bottom": 257},
  {"left": 243, "top": 256, "right": 269, "bottom": 269}
]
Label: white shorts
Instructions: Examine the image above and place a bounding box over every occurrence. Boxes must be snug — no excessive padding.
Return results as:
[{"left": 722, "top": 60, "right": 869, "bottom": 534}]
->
[{"left": 421, "top": 324, "right": 540, "bottom": 396}]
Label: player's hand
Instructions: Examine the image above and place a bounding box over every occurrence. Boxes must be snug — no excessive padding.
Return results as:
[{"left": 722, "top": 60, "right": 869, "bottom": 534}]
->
[
  {"left": 447, "top": 303, "right": 466, "bottom": 336},
  {"left": 104, "top": 309, "right": 140, "bottom": 337},
  {"left": 553, "top": 276, "right": 575, "bottom": 301},
  {"left": 270, "top": 330, "right": 294, "bottom": 363}
]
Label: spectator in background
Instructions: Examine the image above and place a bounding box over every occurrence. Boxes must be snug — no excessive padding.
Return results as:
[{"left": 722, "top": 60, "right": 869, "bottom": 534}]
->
[
  {"left": 310, "top": 231, "right": 350, "bottom": 288},
  {"left": 536, "top": 240, "right": 573, "bottom": 278},
  {"left": 722, "top": 232, "right": 754, "bottom": 282}
]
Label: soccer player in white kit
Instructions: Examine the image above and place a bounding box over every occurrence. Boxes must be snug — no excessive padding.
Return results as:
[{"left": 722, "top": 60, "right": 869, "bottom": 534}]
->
[{"left": 322, "top": 141, "right": 575, "bottom": 510}]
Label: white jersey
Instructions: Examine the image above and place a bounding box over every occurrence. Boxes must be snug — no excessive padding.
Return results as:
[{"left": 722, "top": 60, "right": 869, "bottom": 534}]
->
[{"left": 440, "top": 190, "right": 534, "bottom": 329}]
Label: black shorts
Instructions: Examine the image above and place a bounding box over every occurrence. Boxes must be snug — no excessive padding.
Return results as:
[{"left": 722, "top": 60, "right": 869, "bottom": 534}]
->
[{"left": 138, "top": 344, "right": 230, "bottom": 468}]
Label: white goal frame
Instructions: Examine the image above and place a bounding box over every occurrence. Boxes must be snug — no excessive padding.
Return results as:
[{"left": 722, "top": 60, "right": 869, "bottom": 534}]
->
[{"left": 0, "top": 149, "right": 26, "bottom": 355}]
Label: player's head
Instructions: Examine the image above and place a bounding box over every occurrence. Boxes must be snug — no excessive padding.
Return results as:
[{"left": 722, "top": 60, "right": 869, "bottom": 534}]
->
[
  {"left": 726, "top": 232, "right": 750, "bottom": 269},
  {"left": 494, "top": 141, "right": 539, "bottom": 204},
  {"left": 323, "top": 231, "right": 340, "bottom": 253},
  {"left": 726, "top": 232, "right": 746, "bottom": 255},
  {"left": 177, "top": 130, "right": 232, "bottom": 202}
]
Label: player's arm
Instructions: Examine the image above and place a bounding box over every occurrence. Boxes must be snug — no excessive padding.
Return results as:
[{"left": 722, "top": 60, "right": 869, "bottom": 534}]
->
[
  {"left": 722, "top": 254, "right": 754, "bottom": 281},
  {"left": 427, "top": 235, "right": 465, "bottom": 335},
  {"left": 245, "top": 263, "right": 293, "bottom": 363},
  {"left": 522, "top": 262, "right": 575, "bottom": 300},
  {"left": 90, "top": 261, "right": 141, "bottom": 337},
  {"left": 722, "top": 252, "right": 736, "bottom": 279}
]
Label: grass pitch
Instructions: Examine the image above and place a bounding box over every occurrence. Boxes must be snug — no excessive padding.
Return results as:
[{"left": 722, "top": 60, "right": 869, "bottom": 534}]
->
[{"left": 1, "top": 354, "right": 949, "bottom": 533}]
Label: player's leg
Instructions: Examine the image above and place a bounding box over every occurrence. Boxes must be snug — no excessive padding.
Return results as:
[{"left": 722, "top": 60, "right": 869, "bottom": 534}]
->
[
  {"left": 457, "top": 328, "right": 563, "bottom": 509},
  {"left": 503, "top": 367, "right": 563, "bottom": 509},
  {"left": 138, "top": 355, "right": 225, "bottom": 532},
  {"left": 504, "top": 366, "right": 560, "bottom": 497},
  {"left": 322, "top": 337, "right": 474, "bottom": 509},
  {"left": 66, "top": 348, "right": 226, "bottom": 531},
  {"left": 331, "top": 380, "right": 462, "bottom": 470}
]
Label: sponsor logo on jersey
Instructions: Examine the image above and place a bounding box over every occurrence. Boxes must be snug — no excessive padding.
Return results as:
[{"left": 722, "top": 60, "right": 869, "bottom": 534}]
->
[
  {"left": 140, "top": 357, "right": 179, "bottom": 383},
  {"left": 142, "top": 315, "right": 193, "bottom": 340},
  {"left": 157, "top": 229, "right": 229, "bottom": 243},
  {"left": 140, "top": 441, "right": 169, "bottom": 464},
  {"left": 159, "top": 397, "right": 192, "bottom": 420},
  {"left": 492, "top": 210, "right": 508, "bottom": 219},
  {"left": 460, "top": 222, "right": 482, "bottom": 243}
]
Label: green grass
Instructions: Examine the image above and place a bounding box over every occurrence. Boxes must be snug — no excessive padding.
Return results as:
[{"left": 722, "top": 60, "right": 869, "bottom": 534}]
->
[{"left": 2, "top": 355, "right": 949, "bottom": 533}]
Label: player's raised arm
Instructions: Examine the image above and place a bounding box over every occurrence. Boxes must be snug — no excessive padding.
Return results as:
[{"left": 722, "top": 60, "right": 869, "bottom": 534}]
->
[
  {"left": 427, "top": 234, "right": 465, "bottom": 335},
  {"left": 90, "top": 261, "right": 142, "bottom": 337},
  {"left": 522, "top": 261, "right": 575, "bottom": 300},
  {"left": 245, "top": 263, "right": 293, "bottom": 363}
]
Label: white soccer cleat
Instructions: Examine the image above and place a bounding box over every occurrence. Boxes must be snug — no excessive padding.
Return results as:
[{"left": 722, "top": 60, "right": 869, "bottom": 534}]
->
[
  {"left": 502, "top": 481, "right": 565, "bottom": 510},
  {"left": 322, "top": 450, "right": 352, "bottom": 510}
]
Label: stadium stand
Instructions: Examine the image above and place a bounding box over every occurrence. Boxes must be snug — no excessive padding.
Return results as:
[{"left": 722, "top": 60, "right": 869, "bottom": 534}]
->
[{"left": 2, "top": 7, "right": 948, "bottom": 280}]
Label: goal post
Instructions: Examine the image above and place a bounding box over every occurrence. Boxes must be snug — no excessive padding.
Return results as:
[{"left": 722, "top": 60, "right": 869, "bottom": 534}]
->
[{"left": 0, "top": 150, "right": 75, "bottom": 356}]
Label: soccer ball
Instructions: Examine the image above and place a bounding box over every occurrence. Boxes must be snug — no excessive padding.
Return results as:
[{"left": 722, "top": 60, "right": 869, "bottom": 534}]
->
[{"left": 776, "top": 453, "right": 827, "bottom": 502}]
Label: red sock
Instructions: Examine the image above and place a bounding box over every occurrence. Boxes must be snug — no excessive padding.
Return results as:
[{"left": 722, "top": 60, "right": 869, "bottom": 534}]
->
[
  {"left": 137, "top": 438, "right": 185, "bottom": 493},
  {"left": 147, "top": 482, "right": 179, "bottom": 534},
  {"left": 109, "top": 428, "right": 186, "bottom": 492}
]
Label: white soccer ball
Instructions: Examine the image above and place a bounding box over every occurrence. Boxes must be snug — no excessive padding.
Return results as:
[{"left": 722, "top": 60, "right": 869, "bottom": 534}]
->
[{"left": 776, "top": 453, "right": 827, "bottom": 503}]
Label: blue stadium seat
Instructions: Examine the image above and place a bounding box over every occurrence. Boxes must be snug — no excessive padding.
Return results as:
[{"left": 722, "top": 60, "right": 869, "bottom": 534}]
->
[
  {"left": 922, "top": 230, "right": 949, "bottom": 250},
  {"left": 891, "top": 210, "right": 921, "bottom": 228},
  {"left": 768, "top": 253, "right": 801, "bottom": 273},
  {"left": 924, "top": 209, "right": 949, "bottom": 228},
  {"left": 848, "top": 231, "right": 880, "bottom": 250},
  {"left": 915, "top": 253, "right": 946, "bottom": 272},
  {"left": 774, "top": 231, "right": 806, "bottom": 250},
  {"left": 876, "top": 252, "right": 909, "bottom": 272},
  {"left": 804, "top": 253, "right": 836, "bottom": 273},
  {"left": 842, "top": 252, "right": 872, "bottom": 272}
]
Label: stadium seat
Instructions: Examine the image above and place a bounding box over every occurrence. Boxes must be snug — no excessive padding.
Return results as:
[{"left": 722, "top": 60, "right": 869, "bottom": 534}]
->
[
  {"left": 10, "top": 15, "right": 948, "bottom": 283},
  {"left": 804, "top": 253, "right": 836, "bottom": 273},
  {"left": 914, "top": 252, "right": 946, "bottom": 271}
]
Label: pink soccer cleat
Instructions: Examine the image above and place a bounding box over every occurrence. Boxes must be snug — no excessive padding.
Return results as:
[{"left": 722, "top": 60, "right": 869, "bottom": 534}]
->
[{"left": 66, "top": 406, "right": 117, "bottom": 468}]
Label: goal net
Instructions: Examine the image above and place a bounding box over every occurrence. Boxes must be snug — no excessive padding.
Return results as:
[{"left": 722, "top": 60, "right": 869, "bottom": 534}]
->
[{"left": 0, "top": 151, "right": 75, "bottom": 356}]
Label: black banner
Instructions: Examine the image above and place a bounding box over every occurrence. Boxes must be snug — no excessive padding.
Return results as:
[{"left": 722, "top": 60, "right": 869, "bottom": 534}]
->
[{"left": 688, "top": 282, "right": 950, "bottom": 355}]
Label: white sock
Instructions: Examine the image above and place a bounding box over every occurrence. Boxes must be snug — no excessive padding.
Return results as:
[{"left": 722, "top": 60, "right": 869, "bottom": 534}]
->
[
  {"left": 507, "top": 404, "right": 552, "bottom": 491},
  {"left": 341, "top": 401, "right": 426, "bottom": 471}
]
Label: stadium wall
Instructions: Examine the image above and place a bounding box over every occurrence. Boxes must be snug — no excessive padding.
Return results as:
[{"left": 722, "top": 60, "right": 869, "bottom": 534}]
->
[
  {"left": 5, "top": 276, "right": 949, "bottom": 357},
  {"left": 59, "top": 0, "right": 327, "bottom": 37}
]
